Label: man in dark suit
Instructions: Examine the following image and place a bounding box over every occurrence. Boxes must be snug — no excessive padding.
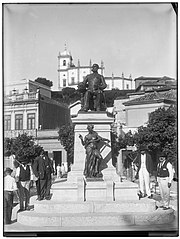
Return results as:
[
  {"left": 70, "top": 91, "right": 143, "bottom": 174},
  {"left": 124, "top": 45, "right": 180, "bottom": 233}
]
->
[
  {"left": 135, "top": 146, "right": 153, "bottom": 199},
  {"left": 32, "top": 150, "right": 54, "bottom": 200}
]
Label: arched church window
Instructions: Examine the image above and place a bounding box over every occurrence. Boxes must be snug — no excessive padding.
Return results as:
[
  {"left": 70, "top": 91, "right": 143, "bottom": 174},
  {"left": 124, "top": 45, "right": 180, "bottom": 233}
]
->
[{"left": 63, "top": 60, "right": 66, "bottom": 66}]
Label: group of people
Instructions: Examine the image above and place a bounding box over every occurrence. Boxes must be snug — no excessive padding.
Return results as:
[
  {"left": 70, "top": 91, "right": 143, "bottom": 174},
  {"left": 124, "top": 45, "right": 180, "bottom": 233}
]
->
[
  {"left": 134, "top": 146, "right": 174, "bottom": 210},
  {"left": 4, "top": 149, "right": 54, "bottom": 225},
  {"left": 78, "top": 124, "right": 174, "bottom": 211},
  {"left": 4, "top": 142, "right": 175, "bottom": 224}
]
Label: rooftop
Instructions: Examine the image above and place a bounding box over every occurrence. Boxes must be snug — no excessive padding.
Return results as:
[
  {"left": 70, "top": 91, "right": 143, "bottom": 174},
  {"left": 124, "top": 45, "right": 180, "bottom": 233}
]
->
[
  {"left": 134, "top": 76, "right": 175, "bottom": 81},
  {"left": 123, "top": 89, "right": 176, "bottom": 106}
]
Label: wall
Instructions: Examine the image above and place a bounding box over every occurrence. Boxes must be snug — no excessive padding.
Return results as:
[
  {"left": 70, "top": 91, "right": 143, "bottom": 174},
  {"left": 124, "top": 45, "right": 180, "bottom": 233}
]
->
[
  {"left": 113, "top": 98, "right": 128, "bottom": 125},
  {"left": 4, "top": 99, "right": 39, "bottom": 131},
  {"left": 69, "top": 102, "right": 81, "bottom": 117},
  {"left": 59, "top": 71, "right": 68, "bottom": 88},
  {"left": 125, "top": 102, "right": 171, "bottom": 127},
  {"left": 29, "top": 80, "right": 51, "bottom": 98},
  {"left": 59, "top": 56, "right": 71, "bottom": 70},
  {"left": 79, "top": 67, "right": 91, "bottom": 82},
  {"left": 105, "top": 78, "right": 133, "bottom": 90},
  {"left": 4, "top": 79, "right": 28, "bottom": 95},
  {"left": 68, "top": 68, "right": 78, "bottom": 85},
  {"left": 39, "top": 98, "right": 70, "bottom": 129}
]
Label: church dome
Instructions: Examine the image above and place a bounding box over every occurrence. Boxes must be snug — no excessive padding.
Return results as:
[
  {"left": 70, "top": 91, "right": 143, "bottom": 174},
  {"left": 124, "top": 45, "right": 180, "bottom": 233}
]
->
[
  {"left": 61, "top": 49, "right": 71, "bottom": 56},
  {"left": 60, "top": 45, "right": 71, "bottom": 56}
]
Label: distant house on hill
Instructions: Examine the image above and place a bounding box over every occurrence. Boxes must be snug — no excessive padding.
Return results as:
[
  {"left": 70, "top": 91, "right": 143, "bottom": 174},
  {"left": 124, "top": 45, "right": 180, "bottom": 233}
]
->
[
  {"left": 134, "top": 76, "right": 176, "bottom": 91},
  {"left": 123, "top": 89, "right": 176, "bottom": 129}
]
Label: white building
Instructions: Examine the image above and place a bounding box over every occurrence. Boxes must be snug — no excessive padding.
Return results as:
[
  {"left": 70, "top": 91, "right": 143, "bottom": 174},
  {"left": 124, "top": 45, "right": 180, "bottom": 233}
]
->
[
  {"left": 105, "top": 73, "right": 133, "bottom": 90},
  {"left": 57, "top": 46, "right": 104, "bottom": 91},
  {"left": 56, "top": 46, "right": 134, "bottom": 91},
  {"left": 4, "top": 79, "right": 70, "bottom": 169}
]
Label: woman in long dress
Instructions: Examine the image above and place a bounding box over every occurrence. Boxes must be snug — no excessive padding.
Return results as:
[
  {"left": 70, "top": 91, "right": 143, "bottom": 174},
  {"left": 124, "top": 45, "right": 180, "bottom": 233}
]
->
[{"left": 79, "top": 124, "right": 110, "bottom": 178}]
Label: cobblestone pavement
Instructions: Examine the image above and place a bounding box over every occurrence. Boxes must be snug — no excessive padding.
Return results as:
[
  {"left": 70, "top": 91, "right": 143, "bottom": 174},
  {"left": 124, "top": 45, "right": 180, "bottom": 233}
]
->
[{"left": 4, "top": 180, "right": 178, "bottom": 235}]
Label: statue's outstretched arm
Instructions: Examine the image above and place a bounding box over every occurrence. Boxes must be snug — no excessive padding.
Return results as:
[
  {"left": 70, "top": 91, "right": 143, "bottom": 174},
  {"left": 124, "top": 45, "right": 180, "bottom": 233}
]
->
[{"left": 96, "top": 134, "right": 110, "bottom": 143}]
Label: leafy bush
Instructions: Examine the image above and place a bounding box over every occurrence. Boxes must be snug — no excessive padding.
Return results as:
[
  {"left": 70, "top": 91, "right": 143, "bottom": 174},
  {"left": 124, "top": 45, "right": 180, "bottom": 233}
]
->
[
  {"left": 4, "top": 134, "right": 43, "bottom": 164},
  {"left": 35, "top": 77, "right": 53, "bottom": 87},
  {"left": 58, "top": 124, "right": 75, "bottom": 168}
]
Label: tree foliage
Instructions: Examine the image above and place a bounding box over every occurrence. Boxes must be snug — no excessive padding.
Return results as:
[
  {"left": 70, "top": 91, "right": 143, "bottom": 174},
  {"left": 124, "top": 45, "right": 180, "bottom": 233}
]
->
[
  {"left": 35, "top": 77, "right": 53, "bottom": 87},
  {"left": 58, "top": 124, "right": 75, "bottom": 167},
  {"left": 111, "top": 130, "right": 135, "bottom": 166},
  {"left": 4, "top": 138, "right": 13, "bottom": 157},
  {"left": 52, "top": 88, "right": 134, "bottom": 107},
  {"left": 52, "top": 87, "right": 80, "bottom": 105},
  {"left": 4, "top": 134, "right": 43, "bottom": 164},
  {"left": 134, "top": 105, "right": 177, "bottom": 164},
  {"left": 105, "top": 89, "right": 134, "bottom": 107},
  {"left": 62, "top": 87, "right": 76, "bottom": 96}
]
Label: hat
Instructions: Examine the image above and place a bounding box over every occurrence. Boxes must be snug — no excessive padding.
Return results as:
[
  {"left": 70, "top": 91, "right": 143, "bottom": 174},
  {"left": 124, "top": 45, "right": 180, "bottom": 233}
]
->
[
  {"left": 4, "top": 167, "right": 13, "bottom": 174},
  {"left": 159, "top": 152, "right": 166, "bottom": 158},
  {"left": 139, "top": 145, "right": 147, "bottom": 151},
  {"left": 21, "top": 160, "right": 29, "bottom": 164},
  {"left": 92, "top": 63, "right": 99, "bottom": 69}
]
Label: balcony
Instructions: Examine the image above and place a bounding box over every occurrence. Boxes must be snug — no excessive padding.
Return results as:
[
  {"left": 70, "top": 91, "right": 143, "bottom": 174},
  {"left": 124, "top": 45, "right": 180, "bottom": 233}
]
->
[
  {"left": 4, "top": 92, "right": 38, "bottom": 103},
  {"left": 4, "top": 129, "right": 37, "bottom": 138}
]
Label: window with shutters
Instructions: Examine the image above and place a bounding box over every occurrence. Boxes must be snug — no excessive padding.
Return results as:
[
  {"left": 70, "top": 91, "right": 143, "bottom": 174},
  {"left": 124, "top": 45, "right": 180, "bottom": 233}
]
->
[
  {"left": 27, "top": 113, "right": 35, "bottom": 129},
  {"left": 15, "top": 114, "right": 23, "bottom": 130},
  {"left": 4, "top": 115, "right": 11, "bottom": 131}
]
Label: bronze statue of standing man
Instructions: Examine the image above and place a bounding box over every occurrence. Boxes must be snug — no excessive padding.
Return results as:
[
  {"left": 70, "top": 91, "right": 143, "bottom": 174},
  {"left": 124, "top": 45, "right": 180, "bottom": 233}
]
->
[{"left": 78, "top": 64, "right": 107, "bottom": 112}]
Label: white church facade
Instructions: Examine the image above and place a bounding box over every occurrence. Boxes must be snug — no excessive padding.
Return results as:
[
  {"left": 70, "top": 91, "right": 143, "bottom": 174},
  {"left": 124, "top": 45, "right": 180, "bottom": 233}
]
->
[{"left": 56, "top": 46, "right": 134, "bottom": 91}]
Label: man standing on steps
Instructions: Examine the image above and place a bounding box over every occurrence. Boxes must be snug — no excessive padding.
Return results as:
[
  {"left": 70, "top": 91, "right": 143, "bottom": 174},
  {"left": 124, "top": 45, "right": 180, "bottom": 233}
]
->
[
  {"left": 157, "top": 152, "right": 174, "bottom": 210},
  {"left": 15, "top": 160, "right": 34, "bottom": 211},
  {"left": 32, "top": 150, "right": 54, "bottom": 200},
  {"left": 135, "top": 146, "right": 153, "bottom": 199}
]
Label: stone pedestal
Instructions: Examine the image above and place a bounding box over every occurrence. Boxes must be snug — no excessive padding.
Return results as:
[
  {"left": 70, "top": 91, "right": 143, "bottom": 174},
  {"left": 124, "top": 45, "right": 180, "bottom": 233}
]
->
[
  {"left": 70, "top": 111, "right": 115, "bottom": 182},
  {"left": 113, "top": 180, "right": 139, "bottom": 200},
  {"left": 51, "top": 111, "right": 135, "bottom": 202},
  {"left": 52, "top": 111, "right": 120, "bottom": 202},
  {"left": 52, "top": 177, "right": 85, "bottom": 202}
]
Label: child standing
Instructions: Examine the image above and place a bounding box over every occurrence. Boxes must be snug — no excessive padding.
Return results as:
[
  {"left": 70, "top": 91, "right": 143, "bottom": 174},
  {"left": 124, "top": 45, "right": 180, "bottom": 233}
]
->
[{"left": 56, "top": 164, "right": 61, "bottom": 179}]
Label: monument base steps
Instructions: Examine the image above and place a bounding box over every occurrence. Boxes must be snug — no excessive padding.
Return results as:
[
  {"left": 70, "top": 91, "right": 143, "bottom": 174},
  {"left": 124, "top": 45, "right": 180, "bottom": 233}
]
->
[
  {"left": 17, "top": 207, "right": 175, "bottom": 227},
  {"left": 51, "top": 179, "right": 139, "bottom": 201},
  {"left": 17, "top": 180, "right": 175, "bottom": 227},
  {"left": 33, "top": 200, "right": 156, "bottom": 214}
]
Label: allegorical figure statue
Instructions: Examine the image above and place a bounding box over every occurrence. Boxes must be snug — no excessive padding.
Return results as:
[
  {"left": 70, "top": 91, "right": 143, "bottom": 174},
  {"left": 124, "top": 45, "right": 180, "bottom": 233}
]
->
[
  {"left": 79, "top": 124, "right": 110, "bottom": 178},
  {"left": 78, "top": 63, "right": 107, "bottom": 112}
]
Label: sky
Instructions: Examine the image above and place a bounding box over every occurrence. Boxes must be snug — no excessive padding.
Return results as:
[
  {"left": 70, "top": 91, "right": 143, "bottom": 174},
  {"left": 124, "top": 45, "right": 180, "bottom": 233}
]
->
[{"left": 3, "top": 3, "right": 177, "bottom": 90}]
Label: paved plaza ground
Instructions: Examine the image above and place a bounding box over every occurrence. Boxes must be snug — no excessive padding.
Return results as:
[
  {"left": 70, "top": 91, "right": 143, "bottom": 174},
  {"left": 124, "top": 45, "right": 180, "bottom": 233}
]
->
[{"left": 4, "top": 179, "right": 178, "bottom": 236}]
